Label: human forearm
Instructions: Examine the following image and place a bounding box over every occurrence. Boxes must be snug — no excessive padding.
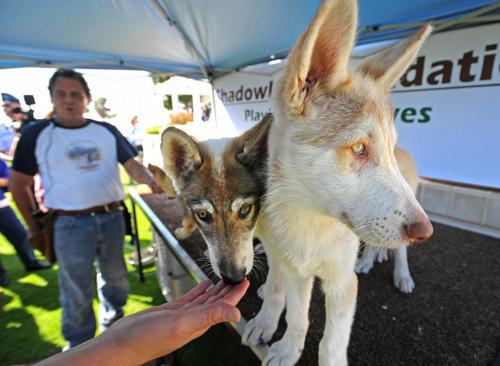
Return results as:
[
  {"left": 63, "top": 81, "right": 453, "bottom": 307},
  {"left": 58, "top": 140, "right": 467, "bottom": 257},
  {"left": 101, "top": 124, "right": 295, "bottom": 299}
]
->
[
  {"left": 34, "top": 335, "right": 120, "bottom": 366},
  {"left": 34, "top": 280, "right": 249, "bottom": 366},
  {"left": 11, "top": 188, "right": 38, "bottom": 231},
  {"left": 123, "top": 158, "right": 162, "bottom": 193},
  {"left": 0, "top": 178, "right": 8, "bottom": 187},
  {"left": 123, "top": 158, "right": 152, "bottom": 184},
  {"left": 9, "top": 171, "right": 38, "bottom": 231},
  {"left": 0, "top": 152, "right": 12, "bottom": 161}
]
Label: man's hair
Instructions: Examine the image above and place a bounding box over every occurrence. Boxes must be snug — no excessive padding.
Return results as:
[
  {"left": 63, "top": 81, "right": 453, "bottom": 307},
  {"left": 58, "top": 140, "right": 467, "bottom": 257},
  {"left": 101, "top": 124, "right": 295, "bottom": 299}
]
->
[{"left": 48, "top": 69, "right": 91, "bottom": 98}]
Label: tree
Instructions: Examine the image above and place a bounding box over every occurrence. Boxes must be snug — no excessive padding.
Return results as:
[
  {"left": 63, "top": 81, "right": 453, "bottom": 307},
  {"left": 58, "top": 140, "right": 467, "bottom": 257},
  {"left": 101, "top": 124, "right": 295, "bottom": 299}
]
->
[
  {"left": 152, "top": 74, "right": 171, "bottom": 85},
  {"left": 94, "top": 97, "right": 116, "bottom": 119}
]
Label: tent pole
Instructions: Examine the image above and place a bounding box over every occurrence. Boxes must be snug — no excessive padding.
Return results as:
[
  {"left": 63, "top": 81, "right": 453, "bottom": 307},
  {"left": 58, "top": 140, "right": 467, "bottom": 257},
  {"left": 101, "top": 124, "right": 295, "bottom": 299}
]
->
[
  {"left": 209, "top": 77, "right": 219, "bottom": 129},
  {"left": 151, "top": 0, "right": 209, "bottom": 79},
  {"left": 433, "top": 3, "right": 500, "bottom": 32},
  {"left": 362, "top": 3, "right": 500, "bottom": 34},
  {"left": 355, "top": 2, "right": 500, "bottom": 61}
]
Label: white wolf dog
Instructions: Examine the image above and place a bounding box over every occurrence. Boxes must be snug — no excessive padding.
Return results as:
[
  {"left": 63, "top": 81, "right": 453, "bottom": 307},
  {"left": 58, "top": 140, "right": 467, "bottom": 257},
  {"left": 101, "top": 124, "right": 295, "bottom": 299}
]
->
[
  {"left": 242, "top": 0, "right": 434, "bottom": 365},
  {"left": 355, "top": 147, "right": 420, "bottom": 294}
]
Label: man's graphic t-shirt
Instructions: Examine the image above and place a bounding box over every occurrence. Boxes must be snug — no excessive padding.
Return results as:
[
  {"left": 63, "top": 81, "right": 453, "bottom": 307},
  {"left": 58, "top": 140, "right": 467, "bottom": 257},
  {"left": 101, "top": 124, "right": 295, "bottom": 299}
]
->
[{"left": 12, "top": 119, "right": 137, "bottom": 210}]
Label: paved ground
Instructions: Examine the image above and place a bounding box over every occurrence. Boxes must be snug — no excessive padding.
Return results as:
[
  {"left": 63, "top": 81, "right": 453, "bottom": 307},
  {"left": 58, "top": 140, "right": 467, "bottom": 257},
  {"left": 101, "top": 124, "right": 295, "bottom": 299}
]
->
[{"left": 143, "top": 194, "right": 500, "bottom": 366}]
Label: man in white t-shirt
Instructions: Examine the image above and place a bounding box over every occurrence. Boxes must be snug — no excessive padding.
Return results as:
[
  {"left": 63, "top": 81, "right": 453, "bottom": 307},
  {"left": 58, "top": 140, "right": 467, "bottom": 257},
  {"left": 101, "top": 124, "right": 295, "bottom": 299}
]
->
[{"left": 10, "top": 69, "right": 162, "bottom": 349}]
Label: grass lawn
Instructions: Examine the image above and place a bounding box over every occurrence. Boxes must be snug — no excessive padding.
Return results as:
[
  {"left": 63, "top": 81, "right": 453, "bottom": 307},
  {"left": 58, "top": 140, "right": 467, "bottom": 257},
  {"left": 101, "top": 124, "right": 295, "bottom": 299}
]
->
[{"left": 0, "top": 182, "right": 164, "bottom": 365}]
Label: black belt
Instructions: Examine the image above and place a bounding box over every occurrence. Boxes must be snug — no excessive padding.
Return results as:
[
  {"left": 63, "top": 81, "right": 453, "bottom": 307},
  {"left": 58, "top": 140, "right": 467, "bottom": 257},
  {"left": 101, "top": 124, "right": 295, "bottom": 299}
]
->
[{"left": 56, "top": 201, "right": 123, "bottom": 216}]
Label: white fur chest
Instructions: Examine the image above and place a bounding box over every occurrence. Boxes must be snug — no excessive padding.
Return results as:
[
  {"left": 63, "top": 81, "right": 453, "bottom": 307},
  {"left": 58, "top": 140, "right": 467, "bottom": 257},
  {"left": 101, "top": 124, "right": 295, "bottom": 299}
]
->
[{"left": 256, "top": 202, "right": 359, "bottom": 279}]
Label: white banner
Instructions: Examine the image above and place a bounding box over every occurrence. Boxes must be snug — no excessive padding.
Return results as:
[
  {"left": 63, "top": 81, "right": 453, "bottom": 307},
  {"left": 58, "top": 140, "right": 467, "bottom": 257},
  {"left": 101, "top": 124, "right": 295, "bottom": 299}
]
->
[{"left": 213, "top": 24, "right": 500, "bottom": 188}]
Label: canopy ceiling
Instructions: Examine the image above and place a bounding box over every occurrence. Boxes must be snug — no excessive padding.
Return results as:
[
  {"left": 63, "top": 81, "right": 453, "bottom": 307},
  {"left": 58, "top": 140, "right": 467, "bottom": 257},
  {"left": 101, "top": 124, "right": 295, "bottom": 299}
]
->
[{"left": 0, "top": 0, "right": 498, "bottom": 79}]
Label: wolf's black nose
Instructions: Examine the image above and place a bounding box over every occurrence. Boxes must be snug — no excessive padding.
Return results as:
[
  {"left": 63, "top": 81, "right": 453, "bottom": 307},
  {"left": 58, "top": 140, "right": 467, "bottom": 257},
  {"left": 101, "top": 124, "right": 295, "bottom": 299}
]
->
[{"left": 221, "top": 268, "right": 246, "bottom": 285}]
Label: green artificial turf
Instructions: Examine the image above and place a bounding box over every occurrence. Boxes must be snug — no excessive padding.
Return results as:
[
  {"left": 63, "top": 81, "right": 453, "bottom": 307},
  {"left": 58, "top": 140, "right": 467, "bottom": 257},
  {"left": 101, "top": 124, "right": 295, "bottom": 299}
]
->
[{"left": 0, "top": 186, "right": 164, "bottom": 365}]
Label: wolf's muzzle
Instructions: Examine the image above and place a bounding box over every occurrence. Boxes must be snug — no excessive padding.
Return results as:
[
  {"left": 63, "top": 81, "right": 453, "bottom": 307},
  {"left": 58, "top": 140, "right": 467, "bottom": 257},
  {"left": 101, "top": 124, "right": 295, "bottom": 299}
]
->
[{"left": 221, "top": 267, "right": 246, "bottom": 285}]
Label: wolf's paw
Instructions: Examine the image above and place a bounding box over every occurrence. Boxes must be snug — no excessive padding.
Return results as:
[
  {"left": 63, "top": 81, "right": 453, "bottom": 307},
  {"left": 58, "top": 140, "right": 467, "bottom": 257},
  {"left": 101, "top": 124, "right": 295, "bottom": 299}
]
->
[
  {"left": 375, "top": 247, "right": 389, "bottom": 263},
  {"left": 174, "top": 227, "right": 191, "bottom": 240},
  {"left": 355, "top": 257, "right": 374, "bottom": 274},
  {"left": 318, "top": 350, "right": 347, "bottom": 366},
  {"left": 262, "top": 338, "right": 303, "bottom": 366},
  {"left": 394, "top": 271, "right": 415, "bottom": 294},
  {"left": 242, "top": 314, "right": 277, "bottom": 346}
]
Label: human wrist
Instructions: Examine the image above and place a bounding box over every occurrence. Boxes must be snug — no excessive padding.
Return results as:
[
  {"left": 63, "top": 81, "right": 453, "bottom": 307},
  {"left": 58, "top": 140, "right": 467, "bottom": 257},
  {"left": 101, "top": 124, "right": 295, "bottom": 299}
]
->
[{"left": 93, "top": 330, "right": 140, "bottom": 366}]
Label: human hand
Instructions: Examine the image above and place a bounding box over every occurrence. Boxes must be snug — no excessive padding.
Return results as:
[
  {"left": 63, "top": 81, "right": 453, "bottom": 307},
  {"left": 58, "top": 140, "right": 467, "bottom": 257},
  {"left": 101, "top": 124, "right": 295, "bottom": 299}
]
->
[
  {"left": 148, "top": 176, "right": 164, "bottom": 194},
  {"left": 103, "top": 279, "right": 250, "bottom": 365}
]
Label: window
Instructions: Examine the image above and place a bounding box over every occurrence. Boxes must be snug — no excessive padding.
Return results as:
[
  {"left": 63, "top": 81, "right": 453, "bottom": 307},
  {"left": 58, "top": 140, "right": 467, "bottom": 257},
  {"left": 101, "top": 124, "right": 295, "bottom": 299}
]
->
[{"left": 163, "top": 95, "right": 173, "bottom": 110}]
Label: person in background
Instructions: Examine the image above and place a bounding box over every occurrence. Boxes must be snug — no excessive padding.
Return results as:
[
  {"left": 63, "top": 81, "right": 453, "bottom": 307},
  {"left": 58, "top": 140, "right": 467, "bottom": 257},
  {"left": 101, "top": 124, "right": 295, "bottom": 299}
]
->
[
  {"left": 0, "top": 157, "right": 51, "bottom": 287},
  {"left": 125, "top": 115, "right": 145, "bottom": 165},
  {"left": 12, "top": 106, "right": 36, "bottom": 133},
  {"left": 0, "top": 121, "right": 14, "bottom": 160},
  {"left": 9, "top": 68, "right": 162, "bottom": 349},
  {"left": 201, "top": 102, "right": 212, "bottom": 122},
  {"left": 34, "top": 279, "right": 249, "bottom": 366},
  {"left": 126, "top": 115, "right": 144, "bottom": 152},
  {"left": 0, "top": 93, "right": 18, "bottom": 160},
  {"left": 1, "top": 93, "right": 21, "bottom": 122}
]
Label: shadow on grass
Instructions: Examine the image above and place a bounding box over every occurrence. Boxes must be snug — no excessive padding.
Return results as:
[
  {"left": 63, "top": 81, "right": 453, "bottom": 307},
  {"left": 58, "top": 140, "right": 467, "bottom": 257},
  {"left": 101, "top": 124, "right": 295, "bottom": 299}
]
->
[
  {"left": 0, "top": 252, "right": 59, "bottom": 311},
  {"left": 0, "top": 293, "right": 61, "bottom": 365}
]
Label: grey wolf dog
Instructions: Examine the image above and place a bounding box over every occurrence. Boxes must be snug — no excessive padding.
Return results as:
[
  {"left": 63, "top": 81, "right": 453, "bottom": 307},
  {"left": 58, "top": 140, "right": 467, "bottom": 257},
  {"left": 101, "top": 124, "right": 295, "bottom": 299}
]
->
[
  {"left": 241, "top": 0, "right": 433, "bottom": 365},
  {"left": 355, "top": 147, "right": 420, "bottom": 294},
  {"left": 159, "top": 115, "right": 272, "bottom": 284}
]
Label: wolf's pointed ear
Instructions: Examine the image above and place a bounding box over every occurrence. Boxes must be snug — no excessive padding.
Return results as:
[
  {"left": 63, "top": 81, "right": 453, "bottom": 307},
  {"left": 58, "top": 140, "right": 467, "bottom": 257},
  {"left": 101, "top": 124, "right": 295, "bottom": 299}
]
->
[
  {"left": 357, "top": 24, "right": 432, "bottom": 92},
  {"left": 161, "top": 127, "right": 202, "bottom": 187},
  {"left": 284, "top": 0, "right": 357, "bottom": 116},
  {"left": 235, "top": 113, "right": 273, "bottom": 169}
]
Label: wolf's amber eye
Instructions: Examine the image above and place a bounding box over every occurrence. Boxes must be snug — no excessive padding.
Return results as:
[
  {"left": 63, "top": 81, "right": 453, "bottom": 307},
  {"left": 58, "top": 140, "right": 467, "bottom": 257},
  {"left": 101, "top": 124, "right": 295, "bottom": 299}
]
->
[
  {"left": 351, "top": 143, "right": 366, "bottom": 155},
  {"left": 195, "top": 210, "right": 212, "bottom": 223},
  {"left": 238, "top": 203, "right": 253, "bottom": 219}
]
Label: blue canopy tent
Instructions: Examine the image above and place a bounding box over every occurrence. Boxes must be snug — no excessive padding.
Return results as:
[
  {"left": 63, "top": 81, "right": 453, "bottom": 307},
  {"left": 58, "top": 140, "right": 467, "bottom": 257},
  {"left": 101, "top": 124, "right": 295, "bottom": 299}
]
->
[{"left": 0, "top": 0, "right": 499, "bottom": 79}]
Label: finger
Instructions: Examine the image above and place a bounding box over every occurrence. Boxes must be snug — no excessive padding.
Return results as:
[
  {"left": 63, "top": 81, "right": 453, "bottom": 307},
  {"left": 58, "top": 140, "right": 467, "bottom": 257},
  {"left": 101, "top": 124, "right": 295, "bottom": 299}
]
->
[
  {"left": 217, "top": 279, "right": 250, "bottom": 306},
  {"left": 203, "top": 280, "right": 226, "bottom": 297},
  {"left": 180, "top": 280, "right": 213, "bottom": 301},
  {"left": 204, "top": 284, "right": 235, "bottom": 304},
  {"left": 166, "top": 280, "right": 213, "bottom": 309},
  {"left": 186, "top": 281, "right": 226, "bottom": 306}
]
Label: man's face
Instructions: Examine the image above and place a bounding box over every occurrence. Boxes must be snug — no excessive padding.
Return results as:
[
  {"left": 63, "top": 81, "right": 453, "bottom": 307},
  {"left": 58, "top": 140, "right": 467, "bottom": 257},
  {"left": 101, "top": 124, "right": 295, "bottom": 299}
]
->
[
  {"left": 50, "top": 77, "right": 90, "bottom": 121},
  {"left": 2, "top": 101, "right": 21, "bottom": 120}
]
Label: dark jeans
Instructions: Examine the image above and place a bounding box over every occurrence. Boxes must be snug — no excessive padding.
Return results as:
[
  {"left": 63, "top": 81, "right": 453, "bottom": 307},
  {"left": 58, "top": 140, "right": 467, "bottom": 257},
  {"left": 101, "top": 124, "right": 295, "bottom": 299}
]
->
[
  {"left": 54, "top": 211, "right": 128, "bottom": 346},
  {"left": 0, "top": 205, "right": 38, "bottom": 275}
]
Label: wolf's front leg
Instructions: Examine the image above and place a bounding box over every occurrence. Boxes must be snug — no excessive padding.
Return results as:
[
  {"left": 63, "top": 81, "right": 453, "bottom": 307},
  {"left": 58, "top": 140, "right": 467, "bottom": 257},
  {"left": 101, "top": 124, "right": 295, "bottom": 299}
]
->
[
  {"left": 242, "top": 251, "right": 285, "bottom": 346},
  {"left": 319, "top": 273, "right": 358, "bottom": 366},
  {"left": 393, "top": 245, "right": 414, "bottom": 293},
  {"left": 355, "top": 244, "right": 376, "bottom": 274},
  {"left": 262, "top": 272, "right": 314, "bottom": 366}
]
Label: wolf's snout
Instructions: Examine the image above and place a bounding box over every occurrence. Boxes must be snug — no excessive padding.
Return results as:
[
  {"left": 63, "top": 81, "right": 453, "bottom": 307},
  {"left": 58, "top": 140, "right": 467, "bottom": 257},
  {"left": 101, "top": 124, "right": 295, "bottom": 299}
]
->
[
  {"left": 221, "top": 268, "right": 246, "bottom": 285},
  {"left": 403, "top": 218, "right": 433, "bottom": 244}
]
